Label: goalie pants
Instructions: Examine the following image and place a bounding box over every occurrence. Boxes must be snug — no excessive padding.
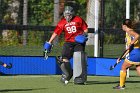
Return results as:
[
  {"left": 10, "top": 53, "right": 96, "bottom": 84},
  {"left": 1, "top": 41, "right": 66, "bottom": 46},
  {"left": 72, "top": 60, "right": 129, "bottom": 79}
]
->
[{"left": 62, "top": 42, "right": 85, "bottom": 59}]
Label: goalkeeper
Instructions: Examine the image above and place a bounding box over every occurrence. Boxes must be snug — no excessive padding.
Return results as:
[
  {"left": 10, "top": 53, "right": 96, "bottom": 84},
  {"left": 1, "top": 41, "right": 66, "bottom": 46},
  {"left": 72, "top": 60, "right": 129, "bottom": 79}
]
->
[{"left": 44, "top": 6, "right": 88, "bottom": 84}]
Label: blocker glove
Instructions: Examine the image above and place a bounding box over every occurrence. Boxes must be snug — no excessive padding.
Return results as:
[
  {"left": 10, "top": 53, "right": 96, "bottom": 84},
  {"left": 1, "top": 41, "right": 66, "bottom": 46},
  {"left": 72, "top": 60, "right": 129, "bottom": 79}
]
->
[
  {"left": 44, "top": 42, "right": 53, "bottom": 53},
  {"left": 75, "top": 33, "right": 88, "bottom": 44}
]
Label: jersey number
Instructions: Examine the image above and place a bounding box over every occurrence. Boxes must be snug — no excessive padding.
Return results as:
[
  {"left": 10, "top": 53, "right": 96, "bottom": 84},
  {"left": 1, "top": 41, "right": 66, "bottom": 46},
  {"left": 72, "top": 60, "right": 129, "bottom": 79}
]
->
[{"left": 66, "top": 26, "right": 77, "bottom": 33}]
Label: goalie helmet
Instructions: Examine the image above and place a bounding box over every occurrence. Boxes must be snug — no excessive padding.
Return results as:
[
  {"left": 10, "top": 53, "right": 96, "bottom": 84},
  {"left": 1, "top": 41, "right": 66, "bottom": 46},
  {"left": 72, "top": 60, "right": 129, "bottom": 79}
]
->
[{"left": 63, "top": 6, "right": 75, "bottom": 22}]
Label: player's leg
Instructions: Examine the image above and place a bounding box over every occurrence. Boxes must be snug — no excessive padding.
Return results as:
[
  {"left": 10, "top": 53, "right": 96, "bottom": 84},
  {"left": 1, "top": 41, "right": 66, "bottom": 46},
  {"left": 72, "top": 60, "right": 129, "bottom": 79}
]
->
[
  {"left": 131, "top": 49, "right": 140, "bottom": 76},
  {"left": 56, "top": 58, "right": 73, "bottom": 84},
  {"left": 120, "top": 61, "right": 132, "bottom": 87},
  {"left": 56, "top": 42, "right": 73, "bottom": 84},
  {"left": 113, "top": 49, "right": 140, "bottom": 89},
  {"left": 134, "top": 50, "right": 140, "bottom": 76},
  {"left": 73, "top": 51, "right": 87, "bottom": 84},
  {"left": 136, "top": 65, "right": 140, "bottom": 76},
  {"left": 113, "top": 59, "right": 132, "bottom": 89},
  {"left": 73, "top": 43, "right": 87, "bottom": 84}
]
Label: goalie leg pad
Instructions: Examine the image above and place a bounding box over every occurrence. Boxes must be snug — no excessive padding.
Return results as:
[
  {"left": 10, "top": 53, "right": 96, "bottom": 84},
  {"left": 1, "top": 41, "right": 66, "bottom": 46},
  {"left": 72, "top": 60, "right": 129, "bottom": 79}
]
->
[
  {"left": 73, "top": 51, "right": 87, "bottom": 84},
  {"left": 56, "top": 57, "right": 73, "bottom": 81},
  {"left": 60, "top": 62, "right": 73, "bottom": 81}
]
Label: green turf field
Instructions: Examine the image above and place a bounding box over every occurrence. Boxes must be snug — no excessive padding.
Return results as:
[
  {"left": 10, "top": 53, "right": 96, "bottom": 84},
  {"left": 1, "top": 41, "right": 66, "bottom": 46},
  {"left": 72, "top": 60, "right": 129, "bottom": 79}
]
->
[
  {"left": 0, "top": 70, "right": 139, "bottom": 93},
  {"left": 0, "top": 44, "right": 125, "bottom": 58}
]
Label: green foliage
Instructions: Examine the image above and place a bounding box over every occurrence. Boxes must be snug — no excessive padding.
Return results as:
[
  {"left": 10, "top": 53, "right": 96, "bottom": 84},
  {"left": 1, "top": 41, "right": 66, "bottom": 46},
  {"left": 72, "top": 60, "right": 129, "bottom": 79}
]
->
[
  {"left": 0, "top": 30, "right": 19, "bottom": 46},
  {"left": 105, "top": 0, "right": 125, "bottom": 28},
  {"left": 74, "top": 0, "right": 87, "bottom": 20},
  {"left": 105, "top": 0, "right": 140, "bottom": 28},
  {"left": 27, "top": 31, "right": 44, "bottom": 46},
  {"left": 76, "top": 0, "right": 86, "bottom": 4},
  {"left": 28, "top": 0, "right": 53, "bottom": 25},
  {"left": 104, "top": 34, "right": 116, "bottom": 44},
  {"left": 104, "top": 34, "right": 124, "bottom": 44},
  {"left": 1, "top": 0, "right": 140, "bottom": 53},
  {"left": 0, "top": 0, "right": 8, "bottom": 17}
]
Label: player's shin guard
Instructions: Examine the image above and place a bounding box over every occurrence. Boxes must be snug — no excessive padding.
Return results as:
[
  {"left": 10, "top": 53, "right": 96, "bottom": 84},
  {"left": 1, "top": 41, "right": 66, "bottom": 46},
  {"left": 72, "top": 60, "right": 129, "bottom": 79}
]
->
[
  {"left": 60, "top": 62, "right": 73, "bottom": 81},
  {"left": 73, "top": 51, "right": 87, "bottom": 84},
  {"left": 56, "top": 57, "right": 73, "bottom": 81},
  {"left": 120, "top": 70, "right": 126, "bottom": 87}
]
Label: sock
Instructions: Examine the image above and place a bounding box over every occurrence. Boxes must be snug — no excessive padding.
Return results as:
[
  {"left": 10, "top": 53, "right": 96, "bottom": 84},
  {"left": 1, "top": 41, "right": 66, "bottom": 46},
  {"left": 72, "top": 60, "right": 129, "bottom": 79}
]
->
[{"left": 120, "top": 70, "right": 126, "bottom": 87}]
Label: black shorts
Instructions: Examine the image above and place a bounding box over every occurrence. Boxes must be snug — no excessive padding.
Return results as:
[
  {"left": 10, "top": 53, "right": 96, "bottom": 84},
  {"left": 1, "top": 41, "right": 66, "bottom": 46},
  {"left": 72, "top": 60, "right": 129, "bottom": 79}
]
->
[{"left": 62, "top": 42, "right": 85, "bottom": 59}]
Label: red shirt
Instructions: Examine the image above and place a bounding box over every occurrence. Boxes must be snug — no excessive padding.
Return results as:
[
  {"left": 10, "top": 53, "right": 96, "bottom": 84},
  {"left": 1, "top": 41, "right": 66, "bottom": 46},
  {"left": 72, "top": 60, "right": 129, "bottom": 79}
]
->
[{"left": 54, "top": 16, "right": 88, "bottom": 42}]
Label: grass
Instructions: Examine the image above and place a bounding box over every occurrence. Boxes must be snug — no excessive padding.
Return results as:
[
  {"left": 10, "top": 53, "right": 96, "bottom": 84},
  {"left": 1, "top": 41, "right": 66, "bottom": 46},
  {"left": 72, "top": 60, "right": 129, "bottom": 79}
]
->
[
  {"left": 0, "top": 44, "right": 125, "bottom": 58},
  {"left": 0, "top": 70, "right": 139, "bottom": 93},
  {"left": 0, "top": 44, "right": 137, "bottom": 93}
]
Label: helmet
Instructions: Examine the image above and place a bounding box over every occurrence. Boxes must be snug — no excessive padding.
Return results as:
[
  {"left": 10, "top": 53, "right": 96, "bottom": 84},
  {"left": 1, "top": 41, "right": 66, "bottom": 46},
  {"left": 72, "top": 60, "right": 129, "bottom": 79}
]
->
[{"left": 63, "top": 6, "right": 75, "bottom": 22}]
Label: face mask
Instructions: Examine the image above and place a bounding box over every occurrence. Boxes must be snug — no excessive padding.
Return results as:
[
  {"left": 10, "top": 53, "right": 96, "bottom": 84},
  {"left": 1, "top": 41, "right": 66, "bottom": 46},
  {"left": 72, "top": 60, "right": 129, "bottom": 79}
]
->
[{"left": 64, "top": 14, "right": 72, "bottom": 22}]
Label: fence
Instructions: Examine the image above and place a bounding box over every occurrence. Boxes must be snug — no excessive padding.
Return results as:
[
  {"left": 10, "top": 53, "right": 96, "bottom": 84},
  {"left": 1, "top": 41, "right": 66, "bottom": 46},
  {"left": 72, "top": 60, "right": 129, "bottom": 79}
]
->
[
  {"left": 0, "top": 0, "right": 140, "bottom": 58},
  {"left": 0, "top": 24, "right": 131, "bottom": 58}
]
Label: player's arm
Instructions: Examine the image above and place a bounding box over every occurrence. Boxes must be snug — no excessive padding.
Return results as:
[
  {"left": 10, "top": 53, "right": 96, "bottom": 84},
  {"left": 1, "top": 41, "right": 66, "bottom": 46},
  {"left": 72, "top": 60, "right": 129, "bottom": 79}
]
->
[
  {"left": 48, "top": 32, "right": 58, "bottom": 43},
  {"left": 84, "top": 28, "right": 88, "bottom": 34},
  {"left": 117, "top": 29, "right": 139, "bottom": 62},
  {"left": 117, "top": 49, "right": 129, "bottom": 63},
  {"left": 117, "top": 44, "right": 134, "bottom": 63},
  {"left": 83, "top": 28, "right": 88, "bottom": 36},
  {"left": 44, "top": 32, "right": 57, "bottom": 53},
  {"left": 44, "top": 23, "right": 63, "bottom": 53}
]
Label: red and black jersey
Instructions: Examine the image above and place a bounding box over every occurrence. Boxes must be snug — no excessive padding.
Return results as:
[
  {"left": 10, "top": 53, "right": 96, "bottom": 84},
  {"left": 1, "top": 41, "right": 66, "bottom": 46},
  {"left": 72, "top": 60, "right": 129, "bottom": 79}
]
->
[{"left": 54, "top": 16, "right": 88, "bottom": 42}]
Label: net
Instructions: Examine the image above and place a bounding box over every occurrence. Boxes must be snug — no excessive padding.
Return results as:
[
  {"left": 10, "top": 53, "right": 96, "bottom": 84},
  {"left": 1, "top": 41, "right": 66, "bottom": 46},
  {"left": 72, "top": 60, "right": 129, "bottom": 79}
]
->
[{"left": 0, "top": 0, "right": 140, "bottom": 58}]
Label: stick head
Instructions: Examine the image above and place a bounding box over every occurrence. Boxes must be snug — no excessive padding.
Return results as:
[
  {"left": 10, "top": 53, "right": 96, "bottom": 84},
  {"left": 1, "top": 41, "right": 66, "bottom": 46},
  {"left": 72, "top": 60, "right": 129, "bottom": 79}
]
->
[
  {"left": 110, "top": 62, "right": 118, "bottom": 70},
  {"left": 44, "top": 51, "right": 48, "bottom": 60},
  {"left": 110, "top": 65, "right": 115, "bottom": 70},
  {"left": 6, "top": 63, "right": 12, "bottom": 69}
]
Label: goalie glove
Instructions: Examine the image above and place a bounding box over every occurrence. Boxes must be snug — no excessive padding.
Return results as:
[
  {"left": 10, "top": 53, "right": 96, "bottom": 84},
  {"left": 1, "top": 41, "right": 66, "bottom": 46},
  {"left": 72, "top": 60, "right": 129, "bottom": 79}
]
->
[
  {"left": 44, "top": 42, "right": 53, "bottom": 53},
  {"left": 43, "top": 42, "right": 53, "bottom": 59},
  {"left": 75, "top": 33, "right": 88, "bottom": 44}
]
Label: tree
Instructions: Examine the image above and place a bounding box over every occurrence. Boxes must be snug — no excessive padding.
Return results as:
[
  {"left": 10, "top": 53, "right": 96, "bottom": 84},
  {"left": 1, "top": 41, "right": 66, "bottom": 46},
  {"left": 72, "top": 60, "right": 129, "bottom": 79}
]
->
[
  {"left": 2, "top": 0, "right": 20, "bottom": 45},
  {"left": 105, "top": 0, "right": 140, "bottom": 28},
  {"left": 28, "top": 0, "right": 53, "bottom": 25}
]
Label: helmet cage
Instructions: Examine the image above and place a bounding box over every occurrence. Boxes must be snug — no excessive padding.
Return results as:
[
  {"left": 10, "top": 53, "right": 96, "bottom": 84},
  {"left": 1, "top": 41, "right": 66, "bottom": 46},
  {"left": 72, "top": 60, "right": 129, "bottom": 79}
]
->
[{"left": 63, "top": 6, "right": 74, "bottom": 22}]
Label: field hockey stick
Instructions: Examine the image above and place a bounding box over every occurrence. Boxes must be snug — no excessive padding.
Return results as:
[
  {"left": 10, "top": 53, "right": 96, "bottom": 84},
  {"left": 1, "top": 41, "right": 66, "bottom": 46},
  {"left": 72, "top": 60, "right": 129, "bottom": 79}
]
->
[
  {"left": 0, "top": 61, "right": 12, "bottom": 69},
  {"left": 110, "top": 49, "right": 129, "bottom": 70},
  {"left": 44, "top": 44, "right": 53, "bottom": 60},
  {"left": 44, "top": 50, "right": 48, "bottom": 60},
  {"left": 109, "top": 44, "right": 134, "bottom": 70}
]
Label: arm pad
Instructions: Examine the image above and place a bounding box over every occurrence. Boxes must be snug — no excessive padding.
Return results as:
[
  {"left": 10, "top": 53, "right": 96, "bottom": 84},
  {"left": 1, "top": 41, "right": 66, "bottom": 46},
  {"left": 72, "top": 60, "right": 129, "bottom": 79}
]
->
[
  {"left": 75, "top": 35, "right": 88, "bottom": 44},
  {"left": 44, "top": 42, "right": 52, "bottom": 53}
]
